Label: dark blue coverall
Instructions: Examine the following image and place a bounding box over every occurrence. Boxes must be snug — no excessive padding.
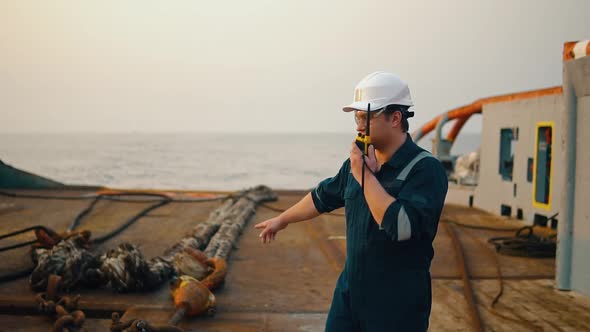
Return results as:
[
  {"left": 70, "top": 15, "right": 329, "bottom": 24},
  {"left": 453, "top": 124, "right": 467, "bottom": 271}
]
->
[{"left": 311, "top": 134, "right": 448, "bottom": 332}]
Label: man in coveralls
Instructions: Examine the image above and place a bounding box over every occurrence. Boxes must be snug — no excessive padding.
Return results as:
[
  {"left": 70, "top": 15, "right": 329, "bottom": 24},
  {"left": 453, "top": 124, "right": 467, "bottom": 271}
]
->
[{"left": 255, "top": 71, "right": 448, "bottom": 331}]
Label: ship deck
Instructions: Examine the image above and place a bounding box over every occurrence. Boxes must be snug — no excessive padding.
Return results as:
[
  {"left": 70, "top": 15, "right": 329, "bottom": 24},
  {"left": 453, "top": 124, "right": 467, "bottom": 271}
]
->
[{"left": 0, "top": 188, "right": 589, "bottom": 331}]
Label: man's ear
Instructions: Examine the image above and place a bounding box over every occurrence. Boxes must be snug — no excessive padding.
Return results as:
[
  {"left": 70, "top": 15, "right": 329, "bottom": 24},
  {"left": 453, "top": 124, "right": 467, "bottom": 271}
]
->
[{"left": 390, "top": 111, "right": 402, "bottom": 129}]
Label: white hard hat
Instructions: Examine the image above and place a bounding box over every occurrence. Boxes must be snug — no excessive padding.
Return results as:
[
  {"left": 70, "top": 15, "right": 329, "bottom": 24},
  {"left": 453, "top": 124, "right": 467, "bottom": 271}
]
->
[{"left": 343, "top": 71, "right": 413, "bottom": 112}]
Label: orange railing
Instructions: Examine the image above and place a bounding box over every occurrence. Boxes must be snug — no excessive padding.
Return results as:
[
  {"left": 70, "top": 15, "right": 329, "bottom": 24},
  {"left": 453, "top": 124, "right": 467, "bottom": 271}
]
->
[{"left": 411, "top": 86, "right": 563, "bottom": 143}]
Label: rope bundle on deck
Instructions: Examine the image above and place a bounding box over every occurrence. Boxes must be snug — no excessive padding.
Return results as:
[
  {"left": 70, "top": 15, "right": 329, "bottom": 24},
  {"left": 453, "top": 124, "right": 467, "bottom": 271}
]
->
[
  {"left": 25, "top": 185, "right": 277, "bottom": 293},
  {"left": 86, "top": 243, "right": 175, "bottom": 292},
  {"left": 31, "top": 232, "right": 100, "bottom": 291}
]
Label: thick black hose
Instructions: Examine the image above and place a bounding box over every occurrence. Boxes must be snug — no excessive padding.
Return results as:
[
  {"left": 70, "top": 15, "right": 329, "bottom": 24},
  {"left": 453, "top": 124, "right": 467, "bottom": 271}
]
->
[
  {"left": 487, "top": 226, "right": 556, "bottom": 258},
  {"left": 91, "top": 198, "right": 172, "bottom": 245},
  {"left": 0, "top": 225, "right": 54, "bottom": 252},
  {"left": 0, "top": 239, "right": 37, "bottom": 252},
  {"left": 0, "top": 267, "right": 34, "bottom": 283},
  {"left": 68, "top": 196, "right": 103, "bottom": 232}
]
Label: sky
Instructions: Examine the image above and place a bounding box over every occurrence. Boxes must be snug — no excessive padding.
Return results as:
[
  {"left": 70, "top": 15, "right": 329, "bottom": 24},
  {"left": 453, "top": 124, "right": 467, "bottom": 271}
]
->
[{"left": 1, "top": 0, "right": 588, "bottom": 134}]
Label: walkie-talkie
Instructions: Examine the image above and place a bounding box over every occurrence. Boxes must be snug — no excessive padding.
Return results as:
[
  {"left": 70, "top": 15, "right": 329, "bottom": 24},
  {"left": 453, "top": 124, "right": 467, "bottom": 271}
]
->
[{"left": 354, "top": 103, "right": 372, "bottom": 194}]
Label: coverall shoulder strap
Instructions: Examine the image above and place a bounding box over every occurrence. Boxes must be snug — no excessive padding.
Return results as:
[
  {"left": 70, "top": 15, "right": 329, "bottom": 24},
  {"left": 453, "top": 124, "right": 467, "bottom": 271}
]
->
[{"left": 396, "top": 151, "right": 435, "bottom": 182}]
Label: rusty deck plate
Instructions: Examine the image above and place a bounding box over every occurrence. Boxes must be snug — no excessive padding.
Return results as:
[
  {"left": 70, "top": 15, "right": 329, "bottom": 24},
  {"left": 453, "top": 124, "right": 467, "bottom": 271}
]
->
[{"left": 0, "top": 189, "right": 588, "bottom": 331}]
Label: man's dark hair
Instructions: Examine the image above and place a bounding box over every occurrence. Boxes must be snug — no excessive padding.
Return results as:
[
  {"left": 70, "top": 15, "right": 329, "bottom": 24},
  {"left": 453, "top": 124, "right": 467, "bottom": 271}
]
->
[{"left": 383, "top": 104, "right": 413, "bottom": 132}]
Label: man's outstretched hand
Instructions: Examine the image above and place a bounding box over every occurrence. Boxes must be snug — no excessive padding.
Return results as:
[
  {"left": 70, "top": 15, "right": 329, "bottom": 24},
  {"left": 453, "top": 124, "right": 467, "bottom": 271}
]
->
[{"left": 254, "top": 217, "right": 288, "bottom": 244}]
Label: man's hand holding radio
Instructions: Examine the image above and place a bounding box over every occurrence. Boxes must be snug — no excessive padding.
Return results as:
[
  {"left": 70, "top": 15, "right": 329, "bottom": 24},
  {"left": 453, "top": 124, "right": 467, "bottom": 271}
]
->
[{"left": 350, "top": 141, "right": 380, "bottom": 185}]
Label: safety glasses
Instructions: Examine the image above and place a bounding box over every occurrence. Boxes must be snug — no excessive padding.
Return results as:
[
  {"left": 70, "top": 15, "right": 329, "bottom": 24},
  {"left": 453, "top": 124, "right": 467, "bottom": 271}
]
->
[{"left": 353, "top": 108, "right": 386, "bottom": 125}]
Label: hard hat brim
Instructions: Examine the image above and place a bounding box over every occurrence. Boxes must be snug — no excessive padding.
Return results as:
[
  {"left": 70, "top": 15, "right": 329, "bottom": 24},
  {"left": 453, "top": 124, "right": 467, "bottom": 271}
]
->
[
  {"left": 342, "top": 100, "right": 413, "bottom": 112},
  {"left": 342, "top": 101, "right": 385, "bottom": 112}
]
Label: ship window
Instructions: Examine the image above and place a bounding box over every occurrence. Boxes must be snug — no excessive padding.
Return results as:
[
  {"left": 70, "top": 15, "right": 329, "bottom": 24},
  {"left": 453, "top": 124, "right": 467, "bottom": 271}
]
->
[
  {"left": 499, "top": 128, "right": 515, "bottom": 181},
  {"left": 533, "top": 123, "right": 553, "bottom": 210}
]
